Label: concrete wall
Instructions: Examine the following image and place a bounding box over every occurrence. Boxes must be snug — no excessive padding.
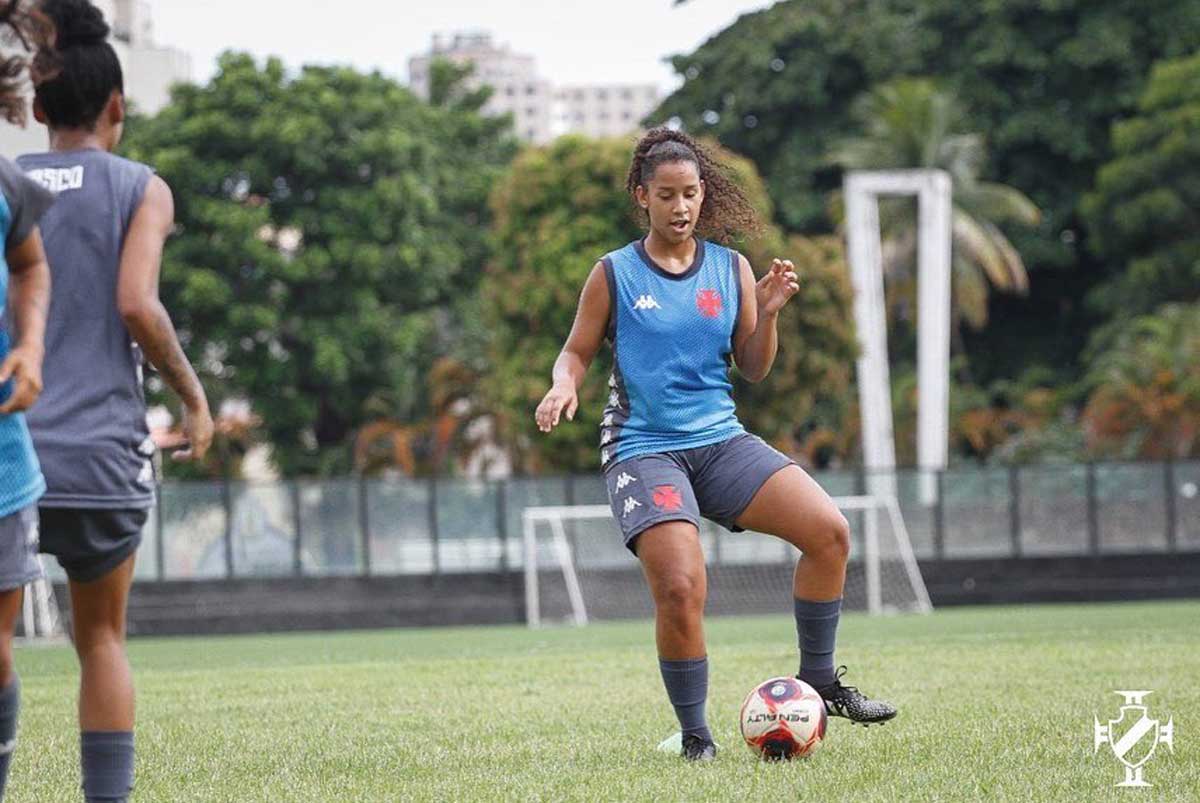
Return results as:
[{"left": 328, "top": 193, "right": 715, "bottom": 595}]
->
[{"left": 47, "top": 551, "right": 1200, "bottom": 638}]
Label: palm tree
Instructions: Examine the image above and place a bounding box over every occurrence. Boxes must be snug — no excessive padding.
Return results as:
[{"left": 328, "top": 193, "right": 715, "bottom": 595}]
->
[{"left": 830, "top": 77, "right": 1040, "bottom": 331}]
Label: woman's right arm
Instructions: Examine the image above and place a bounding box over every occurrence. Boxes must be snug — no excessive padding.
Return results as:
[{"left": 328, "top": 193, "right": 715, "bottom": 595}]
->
[{"left": 535, "top": 261, "right": 611, "bottom": 433}]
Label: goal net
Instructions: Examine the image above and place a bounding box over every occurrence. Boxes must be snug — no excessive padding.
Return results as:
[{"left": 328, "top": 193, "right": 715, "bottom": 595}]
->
[{"left": 522, "top": 495, "right": 931, "bottom": 627}]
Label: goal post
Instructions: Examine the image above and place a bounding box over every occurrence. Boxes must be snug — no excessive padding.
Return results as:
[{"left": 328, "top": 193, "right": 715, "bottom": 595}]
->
[
  {"left": 522, "top": 495, "right": 932, "bottom": 628},
  {"left": 522, "top": 504, "right": 604, "bottom": 628}
]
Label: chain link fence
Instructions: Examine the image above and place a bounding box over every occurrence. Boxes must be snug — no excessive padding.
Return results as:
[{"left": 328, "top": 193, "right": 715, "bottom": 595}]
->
[{"left": 47, "top": 460, "right": 1200, "bottom": 582}]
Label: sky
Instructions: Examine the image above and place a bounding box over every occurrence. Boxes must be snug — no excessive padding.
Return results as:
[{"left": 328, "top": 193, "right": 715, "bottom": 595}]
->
[{"left": 149, "top": 0, "right": 776, "bottom": 92}]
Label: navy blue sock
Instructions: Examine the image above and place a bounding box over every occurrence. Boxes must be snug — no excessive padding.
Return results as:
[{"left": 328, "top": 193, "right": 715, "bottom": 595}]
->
[
  {"left": 794, "top": 597, "right": 842, "bottom": 688},
  {"left": 0, "top": 677, "right": 19, "bottom": 800},
  {"left": 659, "top": 657, "right": 712, "bottom": 743},
  {"left": 81, "top": 731, "right": 133, "bottom": 803}
]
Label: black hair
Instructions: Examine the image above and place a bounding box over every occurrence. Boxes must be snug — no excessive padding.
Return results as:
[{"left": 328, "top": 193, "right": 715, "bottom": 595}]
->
[
  {"left": 625, "top": 127, "right": 761, "bottom": 243},
  {"left": 0, "top": 0, "right": 55, "bottom": 126},
  {"left": 33, "top": 0, "right": 122, "bottom": 129}
]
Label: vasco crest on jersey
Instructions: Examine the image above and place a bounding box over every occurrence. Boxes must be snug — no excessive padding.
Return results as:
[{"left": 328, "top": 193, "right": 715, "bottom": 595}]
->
[{"left": 696, "top": 289, "right": 722, "bottom": 318}]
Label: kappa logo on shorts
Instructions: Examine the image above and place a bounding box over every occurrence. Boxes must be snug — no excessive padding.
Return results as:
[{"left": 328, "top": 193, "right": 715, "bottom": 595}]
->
[
  {"left": 652, "top": 484, "right": 683, "bottom": 512},
  {"left": 622, "top": 497, "right": 642, "bottom": 517},
  {"left": 614, "top": 472, "right": 637, "bottom": 491},
  {"left": 697, "top": 289, "right": 722, "bottom": 318}
]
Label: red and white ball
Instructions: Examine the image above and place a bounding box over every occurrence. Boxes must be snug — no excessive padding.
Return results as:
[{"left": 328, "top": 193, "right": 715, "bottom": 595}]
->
[{"left": 739, "top": 676, "right": 827, "bottom": 760}]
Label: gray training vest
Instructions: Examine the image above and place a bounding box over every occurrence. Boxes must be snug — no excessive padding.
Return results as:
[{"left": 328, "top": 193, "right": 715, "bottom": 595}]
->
[{"left": 17, "top": 149, "right": 156, "bottom": 509}]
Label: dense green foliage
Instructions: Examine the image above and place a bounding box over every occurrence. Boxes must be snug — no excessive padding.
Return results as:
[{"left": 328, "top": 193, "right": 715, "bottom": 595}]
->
[
  {"left": 1083, "top": 52, "right": 1200, "bottom": 318},
  {"left": 657, "top": 0, "right": 1200, "bottom": 382},
  {"left": 483, "top": 136, "right": 856, "bottom": 472},
  {"left": 1082, "top": 303, "right": 1200, "bottom": 459},
  {"left": 122, "top": 54, "right": 515, "bottom": 475},
  {"left": 109, "top": 4, "right": 1200, "bottom": 474},
  {"left": 13, "top": 603, "right": 1199, "bottom": 800}
]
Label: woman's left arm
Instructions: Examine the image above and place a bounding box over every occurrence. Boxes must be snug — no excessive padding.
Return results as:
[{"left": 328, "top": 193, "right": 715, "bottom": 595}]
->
[
  {"left": 732, "top": 253, "right": 799, "bottom": 383},
  {"left": 0, "top": 229, "right": 51, "bottom": 414}
]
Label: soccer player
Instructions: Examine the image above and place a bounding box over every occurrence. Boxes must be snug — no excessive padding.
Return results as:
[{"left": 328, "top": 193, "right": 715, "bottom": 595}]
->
[
  {"left": 535, "top": 128, "right": 896, "bottom": 761},
  {"left": 18, "top": 2, "right": 212, "bottom": 800},
  {"left": 0, "top": 4, "right": 56, "bottom": 798}
]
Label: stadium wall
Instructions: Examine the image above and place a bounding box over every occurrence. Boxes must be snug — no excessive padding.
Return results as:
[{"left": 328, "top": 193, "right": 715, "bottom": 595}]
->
[{"left": 51, "top": 551, "right": 1200, "bottom": 637}]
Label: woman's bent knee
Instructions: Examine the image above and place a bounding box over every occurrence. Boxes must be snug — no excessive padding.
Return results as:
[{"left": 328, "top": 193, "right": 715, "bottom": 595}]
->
[{"left": 654, "top": 571, "right": 705, "bottom": 614}]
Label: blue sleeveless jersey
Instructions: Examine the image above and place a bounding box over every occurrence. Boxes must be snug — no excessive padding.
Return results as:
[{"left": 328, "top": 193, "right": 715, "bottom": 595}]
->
[
  {"left": 599, "top": 237, "right": 744, "bottom": 467},
  {"left": 0, "top": 157, "right": 54, "bottom": 517}
]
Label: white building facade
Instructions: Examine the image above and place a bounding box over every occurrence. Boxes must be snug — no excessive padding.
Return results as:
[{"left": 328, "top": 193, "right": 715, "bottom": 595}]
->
[
  {"left": 0, "top": 0, "right": 191, "bottom": 158},
  {"left": 409, "top": 33, "right": 660, "bottom": 144}
]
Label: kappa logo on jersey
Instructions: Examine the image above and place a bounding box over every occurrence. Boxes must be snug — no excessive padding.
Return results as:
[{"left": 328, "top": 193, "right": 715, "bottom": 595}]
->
[
  {"left": 601, "top": 448, "right": 612, "bottom": 465},
  {"left": 608, "top": 390, "right": 621, "bottom": 408},
  {"left": 622, "top": 497, "right": 643, "bottom": 517},
  {"left": 652, "top": 484, "right": 684, "bottom": 512},
  {"left": 26, "top": 165, "right": 85, "bottom": 193},
  {"left": 633, "top": 294, "right": 662, "bottom": 311},
  {"left": 614, "top": 472, "right": 637, "bottom": 492},
  {"left": 602, "top": 413, "right": 614, "bottom": 427},
  {"left": 600, "top": 430, "right": 613, "bottom": 446},
  {"left": 697, "top": 289, "right": 723, "bottom": 318}
]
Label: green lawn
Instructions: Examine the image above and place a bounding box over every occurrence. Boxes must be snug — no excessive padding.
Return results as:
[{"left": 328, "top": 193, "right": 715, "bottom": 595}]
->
[{"left": 10, "top": 600, "right": 1199, "bottom": 802}]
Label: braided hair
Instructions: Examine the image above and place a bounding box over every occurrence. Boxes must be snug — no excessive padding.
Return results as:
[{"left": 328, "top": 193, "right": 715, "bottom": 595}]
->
[
  {"left": 0, "top": 0, "right": 55, "bottom": 125},
  {"left": 625, "top": 127, "right": 760, "bottom": 243}
]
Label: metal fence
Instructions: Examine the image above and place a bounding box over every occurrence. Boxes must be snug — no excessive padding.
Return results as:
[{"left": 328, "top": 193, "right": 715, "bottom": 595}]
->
[{"left": 47, "top": 460, "right": 1200, "bottom": 584}]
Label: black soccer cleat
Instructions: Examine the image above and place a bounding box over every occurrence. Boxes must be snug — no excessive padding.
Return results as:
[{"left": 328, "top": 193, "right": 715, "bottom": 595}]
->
[
  {"left": 681, "top": 733, "right": 718, "bottom": 762},
  {"left": 807, "top": 666, "right": 897, "bottom": 726}
]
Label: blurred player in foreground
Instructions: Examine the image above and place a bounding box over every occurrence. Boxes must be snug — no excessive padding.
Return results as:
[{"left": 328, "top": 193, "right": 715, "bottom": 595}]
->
[{"left": 0, "top": 2, "right": 56, "bottom": 798}]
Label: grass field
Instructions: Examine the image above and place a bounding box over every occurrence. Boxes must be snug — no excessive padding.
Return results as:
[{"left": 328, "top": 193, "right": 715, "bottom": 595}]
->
[{"left": 9, "top": 600, "right": 1199, "bottom": 802}]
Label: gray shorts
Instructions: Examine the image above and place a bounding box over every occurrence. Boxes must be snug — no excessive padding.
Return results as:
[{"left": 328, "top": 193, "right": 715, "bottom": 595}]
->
[
  {"left": 604, "top": 432, "right": 795, "bottom": 554},
  {"left": 39, "top": 507, "right": 147, "bottom": 583},
  {"left": 0, "top": 505, "right": 44, "bottom": 591}
]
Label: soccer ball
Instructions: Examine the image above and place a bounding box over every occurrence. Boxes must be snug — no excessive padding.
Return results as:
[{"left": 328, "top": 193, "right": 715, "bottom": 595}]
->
[{"left": 739, "top": 676, "right": 827, "bottom": 760}]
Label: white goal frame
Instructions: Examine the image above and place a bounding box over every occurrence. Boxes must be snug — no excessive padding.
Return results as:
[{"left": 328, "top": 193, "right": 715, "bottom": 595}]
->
[
  {"left": 845, "top": 169, "right": 952, "bottom": 505},
  {"left": 522, "top": 496, "right": 932, "bottom": 628}
]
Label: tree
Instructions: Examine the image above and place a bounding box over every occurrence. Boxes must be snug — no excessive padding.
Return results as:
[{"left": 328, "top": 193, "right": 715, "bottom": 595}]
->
[
  {"left": 1081, "top": 303, "right": 1200, "bottom": 459},
  {"left": 829, "top": 78, "right": 1039, "bottom": 332},
  {"left": 1083, "top": 52, "right": 1200, "bottom": 318},
  {"left": 122, "top": 54, "right": 516, "bottom": 476},
  {"left": 483, "top": 136, "right": 857, "bottom": 472},
  {"left": 656, "top": 0, "right": 1200, "bottom": 382}
]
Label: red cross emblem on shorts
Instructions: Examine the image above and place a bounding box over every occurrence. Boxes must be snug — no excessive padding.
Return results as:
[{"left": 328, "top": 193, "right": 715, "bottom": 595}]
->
[
  {"left": 652, "top": 484, "right": 683, "bottom": 511},
  {"left": 697, "top": 290, "right": 722, "bottom": 318}
]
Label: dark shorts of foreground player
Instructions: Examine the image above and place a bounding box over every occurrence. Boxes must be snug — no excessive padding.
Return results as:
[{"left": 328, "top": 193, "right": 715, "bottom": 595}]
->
[
  {"left": 604, "top": 432, "right": 794, "bottom": 554},
  {"left": 38, "top": 508, "right": 147, "bottom": 583}
]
